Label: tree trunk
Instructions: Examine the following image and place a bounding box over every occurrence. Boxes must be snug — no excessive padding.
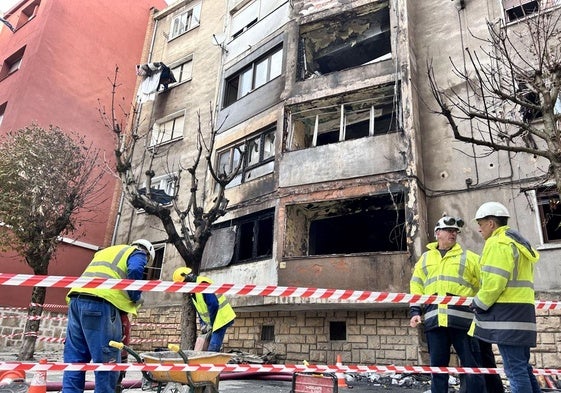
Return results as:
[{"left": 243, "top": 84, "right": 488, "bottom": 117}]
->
[
  {"left": 18, "top": 285, "right": 47, "bottom": 360},
  {"left": 179, "top": 293, "right": 198, "bottom": 350}
]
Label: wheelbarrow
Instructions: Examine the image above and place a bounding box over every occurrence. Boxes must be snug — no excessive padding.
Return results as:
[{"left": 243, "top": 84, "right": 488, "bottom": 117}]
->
[{"left": 109, "top": 341, "right": 233, "bottom": 393}]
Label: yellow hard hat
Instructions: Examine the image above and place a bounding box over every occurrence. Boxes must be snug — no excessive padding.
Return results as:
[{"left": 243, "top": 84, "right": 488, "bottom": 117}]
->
[{"left": 173, "top": 267, "right": 192, "bottom": 283}]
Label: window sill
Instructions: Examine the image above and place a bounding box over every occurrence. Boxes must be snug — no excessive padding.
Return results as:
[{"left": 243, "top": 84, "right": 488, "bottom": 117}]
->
[{"left": 536, "top": 242, "right": 561, "bottom": 251}]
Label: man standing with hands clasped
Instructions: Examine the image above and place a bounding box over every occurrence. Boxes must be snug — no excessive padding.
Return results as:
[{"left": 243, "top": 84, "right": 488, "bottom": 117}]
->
[
  {"left": 410, "top": 215, "right": 486, "bottom": 393},
  {"left": 470, "top": 202, "right": 541, "bottom": 393}
]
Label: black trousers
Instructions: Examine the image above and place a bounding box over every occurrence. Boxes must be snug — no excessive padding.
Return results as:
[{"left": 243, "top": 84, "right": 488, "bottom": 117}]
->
[{"left": 459, "top": 340, "right": 505, "bottom": 393}]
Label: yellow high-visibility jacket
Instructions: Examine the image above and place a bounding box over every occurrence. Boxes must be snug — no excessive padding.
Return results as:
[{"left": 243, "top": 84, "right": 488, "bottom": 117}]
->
[
  {"left": 67, "top": 245, "right": 142, "bottom": 315},
  {"left": 410, "top": 242, "right": 480, "bottom": 331},
  {"left": 191, "top": 275, "right": 236, "bottom": 331},
  {"left": 470, "top": 226, "right": 539, "bottom": 346}
]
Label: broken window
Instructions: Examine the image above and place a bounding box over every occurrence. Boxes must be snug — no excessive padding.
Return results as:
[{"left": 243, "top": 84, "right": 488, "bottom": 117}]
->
[
  {"left": 536, "top": 186, "right": 561, "bottom": 243},
  {"left": 138, "top": 173, "right": 176, "bottom": 206},
  {"left": 298, "top": 2, "right": 391, "bottom": 79},
  {"left": 223, "top": 45, "right": 283, "bottom": 107},
  {"left": 287, "top": 84, "right": 399, "bottom": 150},
  {"left": 503, "top": 0, "right": 561, "bottom": 22},
  {"left": 284, "top": 192, "right": 406, "bottom": 257},
  {"left": 150, "top": 113, "right": 185, "bottom": 146},
  {"left": 169, "top": 2, "right": 201, "bottom": 39},
  {"left": 216, "top": 124, "right": 275, "bottom": 187},
  {"left": 206, "top": 208, "right": 274, "bottom": 266}
]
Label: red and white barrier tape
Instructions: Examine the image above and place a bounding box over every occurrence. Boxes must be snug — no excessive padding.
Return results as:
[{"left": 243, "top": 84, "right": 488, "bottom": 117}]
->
[
  {"left": 0, "top": 273, "right": 559, "bottom": 309},
  {"left": 1, "top": 361, "right": 560, "bottom": 376}
]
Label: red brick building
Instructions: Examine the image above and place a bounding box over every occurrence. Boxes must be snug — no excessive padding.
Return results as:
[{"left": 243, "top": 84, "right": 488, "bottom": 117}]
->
[{"left": 0, "top": 0, "right": 165, "bottom": 307}]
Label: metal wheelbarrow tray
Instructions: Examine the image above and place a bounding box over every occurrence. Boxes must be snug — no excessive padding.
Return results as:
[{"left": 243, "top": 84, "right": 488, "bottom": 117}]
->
[{"left": 141, "top": 350, "right": 234, "bottom": 392}]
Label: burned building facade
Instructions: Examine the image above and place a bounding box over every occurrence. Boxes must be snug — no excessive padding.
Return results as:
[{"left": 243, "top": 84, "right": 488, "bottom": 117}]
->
[{"left": 117, "top": 0, "right": 561, "bottom": 369}]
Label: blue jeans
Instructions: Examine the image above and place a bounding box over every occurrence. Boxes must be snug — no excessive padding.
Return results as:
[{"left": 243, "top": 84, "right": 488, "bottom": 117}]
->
[
  {"left": 426, "top": 327, "right": 486, "bottom": 393},
  {"left": 498, "top": 344, "right": 541, "bottom": 393},
  {"left": 62, "top": 296, "right": 122, "bottom": 393},
  {"left": 208, "top": 321, "right": 233, "bottom": 352}
]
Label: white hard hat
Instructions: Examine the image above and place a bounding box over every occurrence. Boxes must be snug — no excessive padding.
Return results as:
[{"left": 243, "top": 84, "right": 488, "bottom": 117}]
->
[
  {"left": 131, "top": 239, "right": 155, "bottom": 264},
  {"left": 474, "top": 202, "right": 510, "bottom": 220},
  {"left": 434, "top": 216, "right": 464, "bottom": 232}
]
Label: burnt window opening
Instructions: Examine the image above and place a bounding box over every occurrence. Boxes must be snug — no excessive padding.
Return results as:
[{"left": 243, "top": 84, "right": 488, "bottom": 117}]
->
[
  {"left": 298, "top": 2, "right": 390, "bottom": 79},
  {"left": 503, "top": 0, "right": 539, "bottom": 22},
  {"left": 216, "top": 124, "right": 276, "bottom": 188},
  {"left": 287, "top": 85, "right": 399, "bottom": 151},
  {"left": 209, "top": 208, "right": 274, "bottom": 266},
  {"left": 143, "top": 245, "right": 165, "bottom": 280},
  {"left": 260, "top": 325, "right": 275, "bottom": 341},
  {"left": 329, "top": 321, "right": 346, "bottom": 341},
  {"left": 536, "top": 186, "right": 561, "bottom": 243},
  {"left": 284, "top": 192, "right": 406, "bottom": 257}
]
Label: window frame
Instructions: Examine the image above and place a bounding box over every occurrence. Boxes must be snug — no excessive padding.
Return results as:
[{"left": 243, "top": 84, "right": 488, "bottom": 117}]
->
[
  {"left": 535, "top": 186, "right": 561, "bottom": 244},
  {"left": 169, "top": 56, "right": 193, "bottom": 87},
  {"left": 16, "top": 0, "right": 40, "bottom": 29},
  {"left": 223, "top": 45, "right": 283, "bottom": 107},
  {"left": 143, "top": 243, "right": 166, "bottom": 280},
  {"left": 216, "top": 124, "right": 276, "bottom": 187},
  {"left": 1, "top": 46, "right": 26, "bottom": 80},
  {"left": 150, "top": 113, "right": 185, "bottom": 147},
  {"left": 0, "top": 102, "right": 6, "bottom": 127},
  {"left": 503, "top": 0, "right": 561, "bottom": 22},
  {"left": 169, "top": 2, "right": 202, "bottom": 40}
]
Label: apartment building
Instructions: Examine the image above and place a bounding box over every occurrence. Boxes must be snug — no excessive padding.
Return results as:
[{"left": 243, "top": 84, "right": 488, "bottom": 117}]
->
[
  {"left": 0, "top": 0, "right": 166, "bottom": 305},
  {"left": 121, "top": 0, "right": 561, "bottom": 369}
]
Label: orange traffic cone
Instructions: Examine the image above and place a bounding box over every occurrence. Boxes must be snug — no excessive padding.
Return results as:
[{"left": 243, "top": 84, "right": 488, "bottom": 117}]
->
[
  {"left": 335, "top": 354, "right": 347, "bottom": 389},
  {"left": 0, "top": 370, "right": 25, "bottom": 384},
  {"left": 28, "top": 359, "right": 47, "bottom": 393}
]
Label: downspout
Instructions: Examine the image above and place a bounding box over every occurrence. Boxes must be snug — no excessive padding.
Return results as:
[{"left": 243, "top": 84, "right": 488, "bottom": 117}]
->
[{"left": 110, "top": 12, "right": 159, "bottom": 245}]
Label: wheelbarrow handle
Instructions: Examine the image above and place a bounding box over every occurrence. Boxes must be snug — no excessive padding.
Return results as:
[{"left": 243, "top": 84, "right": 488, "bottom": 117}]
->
[
  {"left": 168, "top": 343, "right": 189, "bottom": 364},
  {"left": 109, "top": 340, "right": 143, "bottom": 363}
]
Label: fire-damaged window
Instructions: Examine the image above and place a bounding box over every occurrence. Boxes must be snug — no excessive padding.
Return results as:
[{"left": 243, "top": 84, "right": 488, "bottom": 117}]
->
[
  {"left": 200, "top": 209, "right": 274, "bottom": 269},
  {"left": 298, "top": 2, "right": 390, "bottom": 79},
  {"left": 287, "top": 84, "right": 399, "bottom": 151},
  {"left": 536, "top": 186, "right": 561, "bottom": 243},
  {"left": 216, "top": 124, "right": 275, "bottom": 188},
  {"left": 284, "top": 192, "right": 406, "bottom": 257}
]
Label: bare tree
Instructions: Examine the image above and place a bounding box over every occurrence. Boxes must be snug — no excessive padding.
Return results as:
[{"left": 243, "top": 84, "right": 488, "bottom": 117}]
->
[
  {"left": 428, "top": 10, "right": 561, "bottom": 194},
  {"left": 100, "top": 67, "right": 242, "bottom": 348},
  {"left": 0, "top": 124, "right": 105, "bottom": 360}
]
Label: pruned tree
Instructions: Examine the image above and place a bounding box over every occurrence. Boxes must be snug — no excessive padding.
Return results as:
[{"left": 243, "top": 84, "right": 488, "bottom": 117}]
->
[
  {"left": 428, "top": 10, "right": 561, "bottom": 194},
  {"left": 100, "top": 67, "right": 242, "bottom": 348},
  {"left": 0, "top": 124, "right": 105, "bottom": 360}
]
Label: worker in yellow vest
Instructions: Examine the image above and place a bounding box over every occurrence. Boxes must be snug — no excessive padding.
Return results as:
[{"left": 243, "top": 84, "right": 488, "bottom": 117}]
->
[
  {"left": 471, "top": 202, "right": 541, "bottom": 393},
  {"left": 173, "top": 267, "right": 236, "bottom": 352},
  {"left": 62, "top": 239, "right": 154, "bottom": 393},
  {"left": 409, "top": 216, "right": 486, "bottom": 393}
]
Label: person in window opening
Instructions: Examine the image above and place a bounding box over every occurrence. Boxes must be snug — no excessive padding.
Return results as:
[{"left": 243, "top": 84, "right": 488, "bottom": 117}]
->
[
  {"left": 470, "top": 202, "right": 541, "bottom": 393},
  {"left": 172, "top": 267, "right": 236, "bottom": 352},
  {"left": 409, "top": 215, "right": 487, "bottom": 393},
  {"left": 62, "top": 239, "right": 155, "bottom": 393}
]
